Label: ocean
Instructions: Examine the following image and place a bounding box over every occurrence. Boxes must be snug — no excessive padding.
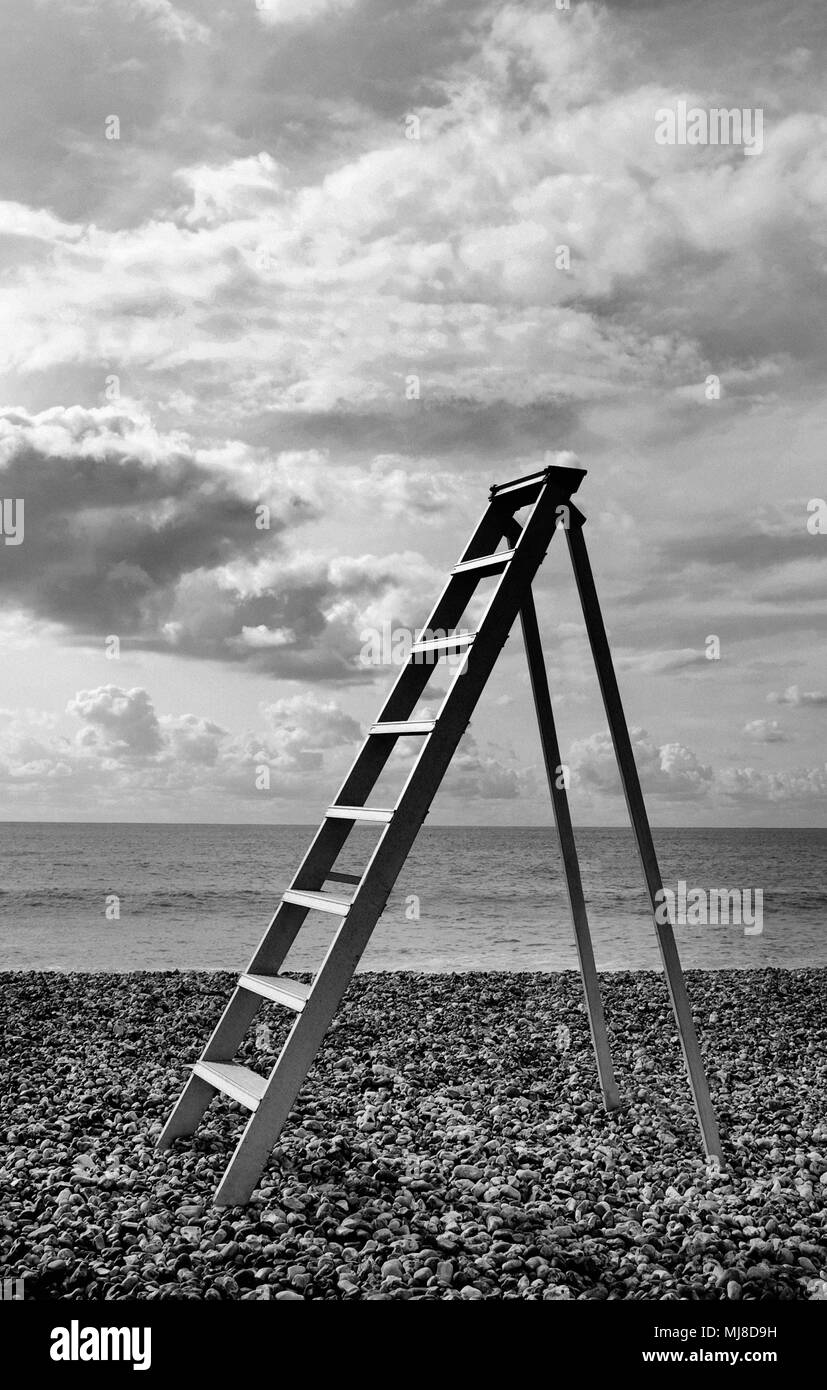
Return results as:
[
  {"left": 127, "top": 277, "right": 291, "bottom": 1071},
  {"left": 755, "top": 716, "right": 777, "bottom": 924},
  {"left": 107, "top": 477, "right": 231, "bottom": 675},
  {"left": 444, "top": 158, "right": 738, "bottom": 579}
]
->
[{"left": 0, "top": 823, "right": 824, "bottom": 974}]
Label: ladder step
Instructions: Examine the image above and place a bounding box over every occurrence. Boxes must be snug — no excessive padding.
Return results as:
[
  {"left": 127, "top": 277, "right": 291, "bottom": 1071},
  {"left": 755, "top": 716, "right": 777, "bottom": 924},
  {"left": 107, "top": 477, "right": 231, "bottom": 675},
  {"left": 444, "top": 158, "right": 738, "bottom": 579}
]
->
[
  {"left": 451, "top": 548, "right": 516, "bottom": 577},
  {"left": 326, "top": 870, "right": 362, "bottom": 884},
  {"left": 370, "top": 720, "right": 436, "bottom": 736},
  {"left": 410, "top": 632, "right": 475, "bottom": 654},
  {"left": 192, "top": 1061, "right": 267, "bottom": 1110},
  {"left": 240, "top": 974, "right": 313, "bottom": 1010},
  {"left": 325, "top": 806, "right": 394, "bottom": 823},
  {"left": 283, "top": 888, "right": 352, "bottom": 914}
]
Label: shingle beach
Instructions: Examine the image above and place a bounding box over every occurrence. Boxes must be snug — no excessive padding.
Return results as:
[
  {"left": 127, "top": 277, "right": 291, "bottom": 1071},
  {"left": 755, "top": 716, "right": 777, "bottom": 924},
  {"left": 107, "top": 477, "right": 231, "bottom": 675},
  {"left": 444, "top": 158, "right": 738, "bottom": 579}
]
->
[{"left": 1, "top": 969, "right": 825, "bottom": 1301}]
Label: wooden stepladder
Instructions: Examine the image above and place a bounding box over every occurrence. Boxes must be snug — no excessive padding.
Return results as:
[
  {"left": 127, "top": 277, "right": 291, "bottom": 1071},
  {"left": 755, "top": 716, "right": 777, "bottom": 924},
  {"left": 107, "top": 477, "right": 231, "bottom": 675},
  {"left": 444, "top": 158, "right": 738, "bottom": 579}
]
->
[{"left": 158, "top": 464, "right": 722, "bottom": 1204}]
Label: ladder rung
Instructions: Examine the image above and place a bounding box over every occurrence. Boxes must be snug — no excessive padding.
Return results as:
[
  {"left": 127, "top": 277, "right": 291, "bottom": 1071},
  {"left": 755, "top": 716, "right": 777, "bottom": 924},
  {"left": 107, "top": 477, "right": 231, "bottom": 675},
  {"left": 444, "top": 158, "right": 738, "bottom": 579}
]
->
[
  {"left": 410, "top": 632, "right": 475, "bottom": 654},
  {"left": 326, "top": 870, "right": 362, "bottom": 884},
  {"left": 192, "top": 1061, "right": 267, "bottom": 1110},
  {"left": 240, "top": 974, "right": 313, "bottom": 1010},
  {"left": 370, "top": 720, "right": 436, "bottom": 736},
  {"left": 451, "top": 548, "right": 516, "bottom": 577},
  {"left": 283, "top": 888, "right": 352, "bottom": 913},
  {"left": 325, "top": 806, "right": 394, "bottom": 824}
]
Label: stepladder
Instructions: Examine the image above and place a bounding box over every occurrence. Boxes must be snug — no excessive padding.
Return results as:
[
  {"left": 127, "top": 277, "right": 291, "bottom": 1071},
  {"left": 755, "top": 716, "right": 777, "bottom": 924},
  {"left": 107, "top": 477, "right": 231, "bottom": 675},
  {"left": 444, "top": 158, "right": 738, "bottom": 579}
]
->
[{"left": 158, "top": 462, "right": 723, "bottom": 1204}]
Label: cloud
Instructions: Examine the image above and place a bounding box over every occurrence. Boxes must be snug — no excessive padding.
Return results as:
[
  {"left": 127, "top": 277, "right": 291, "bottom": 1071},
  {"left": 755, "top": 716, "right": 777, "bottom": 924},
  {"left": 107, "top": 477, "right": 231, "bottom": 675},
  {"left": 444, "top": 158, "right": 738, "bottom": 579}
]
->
[
  {"left": 570, "top": 727, "right": 714, "bottom": 800},
  {"left": 0, "top": 403, "right": 453, "bottom": 679},
  {"left": 6, "top": 2, "right": 827, "bottom": 438},
  {"left": 441, "top": 728, "right": 537, "bottom": 801},
  {"left": 68, "top": 685, "right": 163, "bottom": 756},
  {"left": 1, "top": 0, "right": 826, "bottom": 827},
  {"left": 0, "top": 685, "right": 362, "bottom": 809},
  {"left": 2, "top": 689, "right": 826, "bottom": 818},
  {"left": 261, "top": 693, "right": 361, "bottom": 767},
  {"left": 742, "top": 718, "right": 787, "bottom": 742},
  {"left": 767, "top": 684, "right": 827, "bottom": 706},
  {"left": 569, "top": 724, "right": 827, "bottom": 808},
  {"left": 0, "top": 687, "right": 537, "bottom": 812},
  {"left": 716, "top": 763, "right": 827, "bottom": 804}
]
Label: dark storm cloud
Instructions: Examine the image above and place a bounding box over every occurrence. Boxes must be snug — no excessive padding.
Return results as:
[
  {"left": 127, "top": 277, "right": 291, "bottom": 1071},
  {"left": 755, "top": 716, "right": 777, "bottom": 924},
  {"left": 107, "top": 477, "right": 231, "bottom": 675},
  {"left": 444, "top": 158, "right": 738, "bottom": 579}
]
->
[
  {"left": 0, "top": 405, "right": 448, "bottom": 679},
  {"left": 0, "top": 405, "right": 322, "bottom": 653}
]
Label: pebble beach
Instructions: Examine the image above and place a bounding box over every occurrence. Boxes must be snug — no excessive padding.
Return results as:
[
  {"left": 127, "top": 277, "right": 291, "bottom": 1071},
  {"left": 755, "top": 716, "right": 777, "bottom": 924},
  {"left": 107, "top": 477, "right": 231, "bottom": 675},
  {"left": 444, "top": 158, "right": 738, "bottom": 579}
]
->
[{"left": 1, "top": 968, "right": 825, "bottom": 1301}]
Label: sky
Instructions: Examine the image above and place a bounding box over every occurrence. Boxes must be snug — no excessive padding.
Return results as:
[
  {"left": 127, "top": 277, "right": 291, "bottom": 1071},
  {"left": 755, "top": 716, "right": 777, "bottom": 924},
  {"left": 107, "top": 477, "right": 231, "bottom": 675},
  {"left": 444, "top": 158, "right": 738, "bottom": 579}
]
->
[{"left": 0, "top": 0, "right": 826, "bottom": 825}]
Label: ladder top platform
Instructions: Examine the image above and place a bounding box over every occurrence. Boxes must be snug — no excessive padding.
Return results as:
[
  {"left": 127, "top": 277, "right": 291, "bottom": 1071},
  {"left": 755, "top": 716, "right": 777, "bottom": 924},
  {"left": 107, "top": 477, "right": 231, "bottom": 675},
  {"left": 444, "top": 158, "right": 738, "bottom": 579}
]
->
[{"left": 489, "top": 463, "right": 587, "bottom": 500}]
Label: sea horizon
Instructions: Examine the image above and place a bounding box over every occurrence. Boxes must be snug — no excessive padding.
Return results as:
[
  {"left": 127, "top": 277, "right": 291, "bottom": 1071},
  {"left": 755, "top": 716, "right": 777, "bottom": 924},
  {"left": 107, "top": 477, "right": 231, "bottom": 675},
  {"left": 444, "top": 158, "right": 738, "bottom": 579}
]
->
[
  {"left": 2, "top": 819, "right": 825, "bottom": 830},
  {"left": 3, "top": 823, "right": 824, "bottom": 975}
]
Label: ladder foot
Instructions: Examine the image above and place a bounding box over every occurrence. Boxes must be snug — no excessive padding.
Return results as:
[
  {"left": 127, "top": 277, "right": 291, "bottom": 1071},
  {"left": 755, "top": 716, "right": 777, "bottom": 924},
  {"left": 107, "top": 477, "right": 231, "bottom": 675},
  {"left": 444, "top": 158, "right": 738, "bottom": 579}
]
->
[
  {"left": 214, "top": 1157, "right": 268, "bottom": 1208},
  {"left": 213, "top": 1103, "right": 290, "bottom": 1206},
  {"left": 156, "top": 1072, "right": 215, "bottom": 1150},
  {"left": 600, "top": 1086, "right": 624, "bottom": 1113}
]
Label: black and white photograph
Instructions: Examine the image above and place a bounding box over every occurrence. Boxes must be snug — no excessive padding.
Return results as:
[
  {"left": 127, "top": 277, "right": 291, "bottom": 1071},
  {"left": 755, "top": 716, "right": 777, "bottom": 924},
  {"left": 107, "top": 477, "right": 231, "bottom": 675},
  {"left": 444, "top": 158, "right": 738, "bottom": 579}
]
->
[{"left": 1, "top": 0, "right": 825, "bottom": 1367}]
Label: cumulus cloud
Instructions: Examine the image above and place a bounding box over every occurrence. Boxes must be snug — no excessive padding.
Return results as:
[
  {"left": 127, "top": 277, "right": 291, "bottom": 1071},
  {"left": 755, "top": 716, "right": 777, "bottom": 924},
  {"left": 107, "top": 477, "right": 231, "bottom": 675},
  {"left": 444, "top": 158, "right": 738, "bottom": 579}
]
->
[
  {"left": 68, "top": 686, "right": 163, "bottom": 757},
  {"left": 260, "top": 694, "right": 361, "bottom": 768},
  {"left": 716, "top": 764, "right": 827, "bottom": 804},
  {"left": 2, "top": 690, "right": 825, "bottom": 818},
  {"left": 0, "top": 686, "right": 362, "bottom": 808},
  {"left": 442, "top": 728, "right": 538, "bottom": 801},
  {"left": 0, "top": 685, "right": 536, "bottom": 813},
  {"left": 570, "top": 727, "right": 715, "bottom": 800},
  {"left": 568, "top": 725, "right": 827, "bottom": 809}
]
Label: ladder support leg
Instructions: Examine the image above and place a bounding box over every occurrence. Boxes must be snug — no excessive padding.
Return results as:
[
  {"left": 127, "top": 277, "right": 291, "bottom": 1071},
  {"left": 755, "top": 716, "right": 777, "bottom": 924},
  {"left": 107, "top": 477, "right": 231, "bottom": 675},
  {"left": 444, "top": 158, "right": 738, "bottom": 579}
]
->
[
  {"left": 518, "top": 591, "right": 622, "bottom": 1111},
  {"left": 566, "top": 516, "right": 723, "bottom": 1161}
]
